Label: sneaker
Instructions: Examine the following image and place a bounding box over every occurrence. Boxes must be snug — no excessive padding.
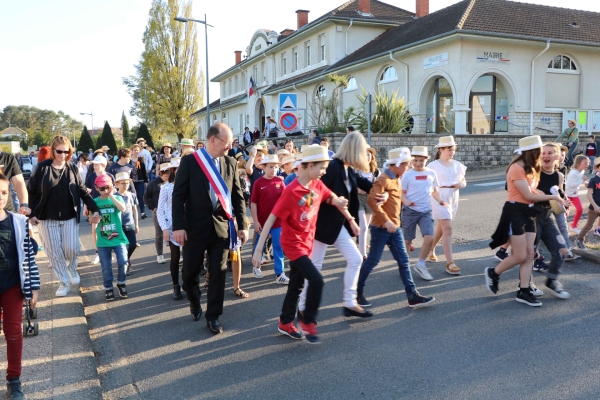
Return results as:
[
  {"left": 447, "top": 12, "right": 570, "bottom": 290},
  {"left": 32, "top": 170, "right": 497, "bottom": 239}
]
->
[
  {"left": 7, "top": 378, "right": 23, "bottom": 399},
  {"left": 275, "top": 273, "right": 290, "bottom": 284},
  {"left": 407, "top": 291, "right": 435, "bottom": 308},
  {"left": 529, "top": 282, "right": 543, "bottom": 297},
  {"left": 484, "top": 267, "right": 499, "bottom": 295},
  {"left": 574, "top": 239, "right": 586, "bottom": 250},
  {"left": 357, "top": 293, "right": 371, "bottom": 307},
  {"left": 105, "top": 289, "right": 115, "bottom": 301},
  {"left": 69, "top": 270, "right": 81, "bottom": 285},
  {"left": 413, "top": 263, "right": 434, "bottom": 281},
  {"left": 545, "top": 278, "right": 571, "bottom": 299},
  {"left": 157, "top": 255, "right": 166, "bottom": 264},
  {"left": 594, "top": 228, "right": 600, "bottom": 237},
  {"left": 253, "top": 267, "right": 264, "bottom": 278},
  {"left": 125, "top": 261, "right": 132, "bottom": 276},
  {"left": 179, "top": 256, "right": 183, "bottom": 264},
  {"left": 570, "top": 227, "right": 581, "bottom": 235},
  {"left": 55, "top": 282, "right": 70, "bottom": 297},
  {"left": 278, "top": 319, "right": 304, "bottom": 340},
  {"left": 533, "top": 258, "right": 549, "bottom": 272},
  {"left": 91, "top": 254, "right": 100, "bottom": 265},
  {"left": 564, "top": 251, "right": 581, "bottom": 261},
  {"left": 494, "top": 249, "right": 509, "bottom": 262},
  {"left": 515, "top": 289, "right": 542, "bottom": 307},
  {"left": 299, "top": 321, "right": 320, "bottom": 344},
  {"left": 141, "top": 213, "right": 147, "bottom": 219},
  {"left": 116, "top": 284, "right": 128, "bottom": 298},
  {"left": 136, "top": 242, "right": 141, "bottom": 247}
]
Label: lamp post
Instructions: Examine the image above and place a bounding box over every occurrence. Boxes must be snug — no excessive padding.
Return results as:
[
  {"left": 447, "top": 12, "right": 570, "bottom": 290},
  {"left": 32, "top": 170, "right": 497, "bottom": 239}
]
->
[
  {"left": 174, "top": 14, "right": 213, "bottom": 141},
  {"left": 80, "top": 112, "right": 94, "bottom": 134}
]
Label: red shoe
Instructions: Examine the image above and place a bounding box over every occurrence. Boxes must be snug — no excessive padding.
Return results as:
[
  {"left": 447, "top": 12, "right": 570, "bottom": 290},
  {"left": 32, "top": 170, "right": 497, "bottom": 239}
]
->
[
  {"left": 278, "top": 319, "right": 303, "bottom": 340},
  {"left": 409, "top": 244, "right": 415, "bottom": 251},
  {"left": 299, "top": 321, "right": 321, "bottom": 344}
]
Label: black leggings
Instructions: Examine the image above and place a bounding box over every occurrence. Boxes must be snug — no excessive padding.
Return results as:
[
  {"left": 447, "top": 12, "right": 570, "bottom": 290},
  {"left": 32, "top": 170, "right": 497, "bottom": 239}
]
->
[{"left": 169, "top": 242, "right": 181, "bottom": 285}]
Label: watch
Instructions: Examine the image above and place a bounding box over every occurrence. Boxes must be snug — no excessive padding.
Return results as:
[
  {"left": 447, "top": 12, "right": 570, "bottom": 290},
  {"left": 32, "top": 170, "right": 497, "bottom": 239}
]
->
[{"left": 20, "top": 203, "right": 29, "bottom": 208}]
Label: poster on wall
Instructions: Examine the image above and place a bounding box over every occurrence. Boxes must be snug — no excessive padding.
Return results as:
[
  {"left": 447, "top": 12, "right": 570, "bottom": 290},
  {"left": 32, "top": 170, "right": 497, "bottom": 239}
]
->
[
  {"left": 476, "top": 51, "right": 510, "bottom": 64},
  {"left": 593, "top": 111, "right": 600, "bottom": 131},
  {"left": 423, "top": 53, "right": 449, "bottom": 69},
  {"left": 578, "top": 111, "right": 588, "bottom": 131}
]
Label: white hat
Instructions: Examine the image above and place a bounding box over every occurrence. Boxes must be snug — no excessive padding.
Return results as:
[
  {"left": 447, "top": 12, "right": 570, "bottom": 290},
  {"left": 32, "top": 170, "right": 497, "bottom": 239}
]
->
[
  {"left": 411, "top": 146, "right": 429, "bottom": 158},
  {"left": 434, "top": 135, "right": 457, "bottom": 148},
  {"left": 101, "top": 145, "right": 110, "bottom": 151},
  {"left": 281, "top": 155, "right": 295, "bottom": 165},
  {"left": 260, "top": 154, "right": 280, "bottom": 165},
  {"left": 159, "top": 162, "right": 174, "bottom": 172},
  {"left": 277, "top": 149, "right": 290, "bottom": 156},
  {"left": 300, "top": 145, "right": 330, "bottom": 163},
  {"left": 180, "top": 138, "right": 194, "bottom": 146},
  {"left": 91, "top": 155, "right": 107, "bottom": 165},
  {"left": 514, "top": 135, "right": 543, "bottom": 154},
  {"left": 169, "top": 157, "right": 181, "bottom": 168},
  {"left": 385, "top": 147, "right": 412, "bottom": 166},
  {"left": 114, "top": 172, "right": 130, "bottom": 182}
]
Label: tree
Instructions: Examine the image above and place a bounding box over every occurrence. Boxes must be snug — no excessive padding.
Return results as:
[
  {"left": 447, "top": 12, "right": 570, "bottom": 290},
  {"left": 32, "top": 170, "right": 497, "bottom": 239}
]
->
[
  {"left": 121, "top": 112, "right": 132, "bottom": 145},
  {"left": 96, "top": 121, "right": 119, "bottom": 155},
  {"left": 123, "top": 0, "right": 204, "bottom": 142},
  {"left": 77, "top": 126, "right": 95, "bottom": 153},
  {"left": 137, "top": 123, "right": 155, "bottom": 149}
]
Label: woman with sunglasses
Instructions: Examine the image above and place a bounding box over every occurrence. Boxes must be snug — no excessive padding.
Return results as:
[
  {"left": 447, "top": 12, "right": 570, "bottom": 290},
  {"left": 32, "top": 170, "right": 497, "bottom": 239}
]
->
[
  {"left": 27, "top": 136, "right": 101, "bottom": 297},
  {"left": 556, "top": 119, "right": 579, "bottom": 166}
]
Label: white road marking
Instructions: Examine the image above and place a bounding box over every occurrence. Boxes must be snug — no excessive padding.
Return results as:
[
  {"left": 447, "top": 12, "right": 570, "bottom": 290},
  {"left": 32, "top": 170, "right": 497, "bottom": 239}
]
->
[{"left": 473, "top": 181, "right": 505, "bottom": 187}]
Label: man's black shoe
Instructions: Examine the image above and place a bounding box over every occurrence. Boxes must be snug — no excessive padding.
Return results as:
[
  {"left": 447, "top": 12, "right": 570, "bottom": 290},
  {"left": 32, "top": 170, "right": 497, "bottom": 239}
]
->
[
  {"left": 190, "top": 302, "right": 202, "bottom": 321},
  {"left": 207, "top": 320, "right": 223, "bottom": 334}
]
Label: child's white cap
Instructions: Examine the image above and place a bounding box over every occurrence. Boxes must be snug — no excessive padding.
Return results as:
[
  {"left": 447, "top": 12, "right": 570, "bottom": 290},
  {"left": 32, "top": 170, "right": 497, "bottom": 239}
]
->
[{"left": 385, "top": 147, "right": 412, "bottom": 167}]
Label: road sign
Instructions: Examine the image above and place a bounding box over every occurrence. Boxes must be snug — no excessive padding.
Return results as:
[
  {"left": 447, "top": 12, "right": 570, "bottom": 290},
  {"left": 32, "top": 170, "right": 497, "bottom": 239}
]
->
[
  {"left": 279, "top": 113, "right": 298, "bottom": 131},
  {"left": 279, "top": 93, "right": 297, "bottom": 112}
]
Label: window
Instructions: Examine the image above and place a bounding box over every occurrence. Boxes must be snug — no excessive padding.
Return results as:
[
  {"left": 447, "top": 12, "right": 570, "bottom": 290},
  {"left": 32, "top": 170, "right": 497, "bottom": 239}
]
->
[
  {"left": 221, "top": 112, "right": 227, "bottom": 121},
  {"left": 241, "top": 72, "right": 246, "bottom": 90},
  {"left": 548, "top": 55, "right": 577, "bottom": 71},
  {"left": 379, "top": 66, "right": 398, "bottom": 83},
  {"left": 316, "top": 85, "right": 326, "bottom": 98},
  {"left": 253, "top": 66, "right": 258, "bottom": 83},
  {"left": 235, "top": 75, "right": 239, "bottom": 93},
  {"left": 318, "top": 35, "right": 326, "bottom": 62},
  {"left": 228, "top": 78, "right": 232, "bottom": 95},
  {"left": 293, "top": 47, "right": 298, "bottom": 72},
  {"left": 425, "top": 77, "right": 454, "bottom": 134},
  {"left": 468, "top": 74, "right": 508, "bottom": 134},
  {"left": 223, "top": 81, "right": 227, "bottom": 97},
  {"left": 261, "top": 61, "right": 266, "bottom": 81},
  {"left": 213, "top": 114, "right": 217, "bottom": 121},
  {"left": 305, "top": 42, "right": 311, "bottom": 66},
  {"left": 344, "top": 76, "right": 358, "bottom": 92},
  {"left": 281, "top": 53, "right": 287, "bottom": 75}
]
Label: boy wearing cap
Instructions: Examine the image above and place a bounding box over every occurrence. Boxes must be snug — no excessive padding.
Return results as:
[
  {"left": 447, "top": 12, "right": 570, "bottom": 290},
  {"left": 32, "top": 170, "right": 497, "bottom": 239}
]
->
[
  {"left": 401, "top": 146, "right": 447, "bottom": 281},
  {"left": 115, "top": 172, "right": 139, "bottom": 276},
  {"left": 357, "top": 147, "right": 435, "bottom": 309},
  {"left": 250, "top": 154, "right": 288, "bottom": 283},
  {"left": 85, "top": 155, "right": 115, "bottom": 265},
  {"left": 93, "top": 174, "right": 130, "bottom": 300}
]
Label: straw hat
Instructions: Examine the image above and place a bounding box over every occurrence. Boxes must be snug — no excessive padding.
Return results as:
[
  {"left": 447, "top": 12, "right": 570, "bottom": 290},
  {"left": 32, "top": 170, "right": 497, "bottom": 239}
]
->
[
  {"left": 114, "top": 172, "right": 131, "bottom": 182},
  {"left": 260, "top": 154, "right": 280, "bottom": 165},
  {"left": 100, "top": 145, "right": 110, "bottom": 152},
  {"left": 159, "top": 162, "right": 173, "bottom": 172},
  {"left": 281, "top": 155, "right": 295, "bottom": 165},
  {"left": 411, "top": 146, "right": 429, "bottom": 158},
  {"left": 514, "top": 135, "right": 543, "bottom": 154},
  {"left": 169, "top": 158, "right": 181, "bottom": 168},
  {"left": 91, "top": 155, "right": 107, "bottom": 165},
  {"left": 366, "top": 145, "right": 376, "bottom": 155},
  {"left": 560, "top": 144, "right": 569, "bottom": 153},
  {"left": 385, "top": 147, "right": 412, "bottom": 166},
  {"left": 180, "top": 138, "right": 194, "bottom": 146},
  {"left": 300, "top": 145, "right": 329, "bottom": 163},
  {"left": 256, "top": 140, "right": 268, "bottom": 148},
  {"left": 434, "top": 135, "right": 457, "bottom": 148},
  {"left": 594, "top": 158, "right": 600, "bottom": 167},
  {"left": 277, "top": 149, "right": 290, "bottom": 156},
  {"left": 234, "top": 152, "right": 244, "bottom": 159},
  {"left": 161, "top": 143, "right": 173, "bottom": 151},
  {"left": 136, "top": 138, "right": 146, "bottom": 144}
]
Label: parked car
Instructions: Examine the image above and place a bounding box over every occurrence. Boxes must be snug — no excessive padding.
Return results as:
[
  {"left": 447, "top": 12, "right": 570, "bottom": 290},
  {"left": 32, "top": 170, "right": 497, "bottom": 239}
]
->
[{"left": 20, "top": 156, "right": 33, "bottom": 178}]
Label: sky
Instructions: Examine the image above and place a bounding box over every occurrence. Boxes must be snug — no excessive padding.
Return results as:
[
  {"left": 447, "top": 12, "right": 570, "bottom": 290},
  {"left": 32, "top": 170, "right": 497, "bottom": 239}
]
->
[{"left": 1, "top": 0, "right": 599, "bottom": 130}]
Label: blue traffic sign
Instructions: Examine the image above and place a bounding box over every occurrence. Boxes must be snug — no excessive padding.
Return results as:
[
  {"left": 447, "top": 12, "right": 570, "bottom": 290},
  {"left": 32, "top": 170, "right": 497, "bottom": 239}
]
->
[{"left": 279, "top": 93, "right": 298, "bottom": 112}]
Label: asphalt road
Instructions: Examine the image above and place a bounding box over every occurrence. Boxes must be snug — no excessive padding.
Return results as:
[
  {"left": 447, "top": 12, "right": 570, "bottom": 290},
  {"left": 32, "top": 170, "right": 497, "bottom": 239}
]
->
[{"left": 77, "top": 180, "right": 600, "bottom": 399}]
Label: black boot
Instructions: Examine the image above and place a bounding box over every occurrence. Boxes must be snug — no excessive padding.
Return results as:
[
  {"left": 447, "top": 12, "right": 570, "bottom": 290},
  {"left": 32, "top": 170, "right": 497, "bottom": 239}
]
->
[
  {"left": 172, "top": 284, "right": 183, "bottom": 300},
  {"left": 7, "top": 378, "right": 24, "bottom": 399}
]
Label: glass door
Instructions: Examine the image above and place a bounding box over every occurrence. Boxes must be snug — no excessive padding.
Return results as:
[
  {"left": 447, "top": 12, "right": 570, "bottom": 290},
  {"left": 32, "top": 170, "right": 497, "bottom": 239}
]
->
[
  {"left": 436, "top": 78, "right": 454, "bottom": 134},
  {"left": 470, "top": 94, "right": 493, "bottom": 134}
]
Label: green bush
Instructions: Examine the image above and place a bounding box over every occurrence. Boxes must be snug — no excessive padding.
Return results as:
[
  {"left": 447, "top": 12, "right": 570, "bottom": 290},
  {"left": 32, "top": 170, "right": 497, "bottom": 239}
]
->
[{"left": 353, "top": 87, "right": 411, "bottom": 133}]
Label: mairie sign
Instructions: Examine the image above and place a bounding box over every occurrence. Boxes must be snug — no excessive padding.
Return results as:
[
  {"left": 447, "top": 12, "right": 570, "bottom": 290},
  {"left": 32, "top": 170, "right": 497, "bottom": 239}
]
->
[
  {"left": 279, "top": 93, "right": 297, "bottom": 112},
  {"left": 279, "top": 113, "right": 298, "bottom": 131}
]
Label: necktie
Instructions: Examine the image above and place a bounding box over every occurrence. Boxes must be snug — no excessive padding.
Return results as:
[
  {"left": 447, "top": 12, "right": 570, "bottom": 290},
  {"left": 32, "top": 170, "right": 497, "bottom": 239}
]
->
[{"left": 210, "top": 158, "right": 218, "bottom": 209}]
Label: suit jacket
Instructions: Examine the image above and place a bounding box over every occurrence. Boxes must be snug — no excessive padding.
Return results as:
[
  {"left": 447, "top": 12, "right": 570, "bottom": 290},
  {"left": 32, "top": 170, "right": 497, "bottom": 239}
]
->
[
  {"left": 172, "top": 153, "right": 247, "bottom": 239},
  {"left": 314, "top": 158, "right": 372, "bottom": 245}
]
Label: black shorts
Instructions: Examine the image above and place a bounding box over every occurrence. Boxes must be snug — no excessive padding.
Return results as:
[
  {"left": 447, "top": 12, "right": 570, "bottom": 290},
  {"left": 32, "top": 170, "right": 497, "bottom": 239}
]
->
[{"left": 503, "top": 202, "right": 537, "bottom": 236}]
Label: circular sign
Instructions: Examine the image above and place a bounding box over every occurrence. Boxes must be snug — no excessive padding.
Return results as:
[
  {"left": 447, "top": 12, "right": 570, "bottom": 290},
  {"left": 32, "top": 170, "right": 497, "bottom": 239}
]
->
[{"left": 279, "top": 112, "right": 298, "bottom": 131}]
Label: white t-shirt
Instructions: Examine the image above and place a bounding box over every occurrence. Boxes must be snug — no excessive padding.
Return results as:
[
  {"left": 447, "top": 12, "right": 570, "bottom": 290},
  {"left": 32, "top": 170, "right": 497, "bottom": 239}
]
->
[
  {"left": 401, "top": 168, "right": 439, "bottom": 213},
  {"left": 565, "top": 169, "right": 585, "bottom": 197},
  {"left": 427, "top": 159, "right": 467, "bottom": 187}
]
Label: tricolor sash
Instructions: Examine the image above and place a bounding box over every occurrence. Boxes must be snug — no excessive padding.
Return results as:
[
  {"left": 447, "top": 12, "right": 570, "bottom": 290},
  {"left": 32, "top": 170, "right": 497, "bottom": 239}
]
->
[{"left": 193, "top": 148, "right": 238, "bottom": 251}]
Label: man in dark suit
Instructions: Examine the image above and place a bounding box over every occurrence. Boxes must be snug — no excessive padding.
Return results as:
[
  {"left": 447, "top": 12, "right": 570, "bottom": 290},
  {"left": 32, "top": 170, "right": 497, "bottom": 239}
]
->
[{"left": 172, "top": 122, "right": 249, "bottom": 334}]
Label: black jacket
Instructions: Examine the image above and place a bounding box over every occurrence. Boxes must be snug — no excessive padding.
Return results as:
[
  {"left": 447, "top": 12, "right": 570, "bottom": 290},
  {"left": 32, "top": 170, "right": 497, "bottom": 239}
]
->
[
  {"left": 27, "top": 158, "right": 98, "bottom": 223},
  {"left": 144, "top": 176, "right": 165, "bottom": 211},
  {"left": 314, "top": 158, "right": 373, "bottom": 245},
  {"left": 172, "top": 153, "right": 247, "bottom": 239}
]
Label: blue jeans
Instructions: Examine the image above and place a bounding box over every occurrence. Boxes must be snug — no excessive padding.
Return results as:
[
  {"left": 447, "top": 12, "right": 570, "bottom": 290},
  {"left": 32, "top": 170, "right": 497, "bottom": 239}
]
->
[
  {"left": 357, "top": 226, "right": 416, "bottom": 296},
  {"left": 133, "top": 181, "right": 146, "bottom": 214},
  {"left": 254, "top": 227, "right": 284, "bottom": 275},
  {"left": 554, "top": 212, "right": 571, "bottom": 249},
  {"left": 98, "top": 244, "right": 128, "bottom": 290}
]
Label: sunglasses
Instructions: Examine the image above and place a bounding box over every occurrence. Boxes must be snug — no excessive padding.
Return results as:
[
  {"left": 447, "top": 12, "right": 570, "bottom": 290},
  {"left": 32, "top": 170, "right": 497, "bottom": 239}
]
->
[
  {"left": 98, "top": 186, "right": 112, "bottom": 191},
  {"left": 55, "top": 149, "right": 69, "bottom": 154}
]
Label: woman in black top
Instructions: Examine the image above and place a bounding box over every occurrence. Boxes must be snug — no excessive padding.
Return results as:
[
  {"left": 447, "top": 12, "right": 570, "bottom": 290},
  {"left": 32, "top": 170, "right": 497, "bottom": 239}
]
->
[
  {"left": 130, "top": 144, "right": 149, "bottom": 219},
  {"left": 28, "top": 136, "right": 100, "bottom": 297}
]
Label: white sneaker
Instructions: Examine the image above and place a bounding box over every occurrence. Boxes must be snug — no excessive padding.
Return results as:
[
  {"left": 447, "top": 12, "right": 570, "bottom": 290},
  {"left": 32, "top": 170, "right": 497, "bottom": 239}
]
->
[
  {"left": 91, "top": 254, "right": 100, "bottom": 265},
  {"left": 570, "top": 227, "right": 581, "bottom": 235},
  {"left": 253, "top": 268, "right": 264, "bottom": 278},
  {"left": 70, "top": 270, "right": 80, "bottom": 285},
  {"left": 179, "top": 256, "right": 183, "bottom": 264},
  {"left": 413, "top": 263, "right": 434, "bottom": 281},
  {"left": 157, "top": 255, "right": 166, "bottom": 264},
  {"left": 275, "top": 273, "right": 290, "bottom": 284},
  {"left": 55, "top": 282, "right": 70, "bottom": 297}
]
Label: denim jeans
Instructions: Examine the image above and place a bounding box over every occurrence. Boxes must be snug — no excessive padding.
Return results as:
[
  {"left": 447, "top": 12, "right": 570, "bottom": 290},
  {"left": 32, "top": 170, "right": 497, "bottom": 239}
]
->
[
  {"left": 254, "top": 227, "right": 284, "bottom": 275},
  {"left": 123, "top": 227, "right": 137, "bottom": 259},
  {"left": 133, "top": 181, "right": 146, "bottom": 214},
  {"left": 98, "top": 244, "right": 128, "bottom": 290},
  {"left": 535, "top": 208, "right": 566, "bottom": 280},
  {"left": 358, "top": 226, "right": 416, "bottom": 296},
  {"left": 554, "top": 212, "right": 571, "bottom": 249}
]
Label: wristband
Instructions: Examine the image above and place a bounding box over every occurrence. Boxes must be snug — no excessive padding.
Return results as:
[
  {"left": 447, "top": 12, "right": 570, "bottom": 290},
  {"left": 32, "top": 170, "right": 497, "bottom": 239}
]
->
[
  {"left": 347, "top": 217, "right": 355, "bottom": 221},
  {"left": 20, "top": 203, "right": 29, "bottom": 208}
]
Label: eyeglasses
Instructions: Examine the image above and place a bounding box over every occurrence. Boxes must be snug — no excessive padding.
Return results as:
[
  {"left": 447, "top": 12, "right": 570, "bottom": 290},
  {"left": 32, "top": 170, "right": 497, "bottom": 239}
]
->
[
  {"left": 55, "top": 149, "right": 69, "bottom": 154},
  {"left": 98, "top": 186, "right": 112, "bottom": 191},
  {"left": 214, "top": 136, "right": 234, "bottom": 146}
]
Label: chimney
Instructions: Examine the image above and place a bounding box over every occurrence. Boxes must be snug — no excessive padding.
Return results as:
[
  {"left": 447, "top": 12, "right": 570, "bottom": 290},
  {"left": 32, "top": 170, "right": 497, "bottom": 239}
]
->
[
  {"left": 296, "top": 10, "right": 309, "bottom": 29},
  {"left": 416, "top": 0, "right": 429, "bottom": 17},
  {"left": 358, "top": 0, "right": 370, "bottom": 14},
  {"left": 280, "top": 28, "right": 294, "bottom": 36},
  {"left": 234, "top": 50, "right": 242, "bottom": 65}
]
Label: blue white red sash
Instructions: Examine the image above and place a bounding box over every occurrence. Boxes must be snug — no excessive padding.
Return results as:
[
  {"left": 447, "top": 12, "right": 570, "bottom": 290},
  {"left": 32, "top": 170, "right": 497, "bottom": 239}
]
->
[{"left": 193, "top": 148, "right": 237, "bottom": 250}]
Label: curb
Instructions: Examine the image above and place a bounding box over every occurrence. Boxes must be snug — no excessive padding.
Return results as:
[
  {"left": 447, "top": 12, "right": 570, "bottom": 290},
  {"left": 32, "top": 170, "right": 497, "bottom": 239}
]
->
[{"left": 572, "top": 248, "right": 600, "bottom": 264}]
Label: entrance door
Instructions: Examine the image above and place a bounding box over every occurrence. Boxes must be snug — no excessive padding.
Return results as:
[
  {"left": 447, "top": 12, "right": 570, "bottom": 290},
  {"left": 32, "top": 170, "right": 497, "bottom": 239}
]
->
[
  {"left": 470, "top": 93, "right": 494, "bottom": 134},
  {"left": 437, "top": 93, "right": 454, "bottom": 134}
]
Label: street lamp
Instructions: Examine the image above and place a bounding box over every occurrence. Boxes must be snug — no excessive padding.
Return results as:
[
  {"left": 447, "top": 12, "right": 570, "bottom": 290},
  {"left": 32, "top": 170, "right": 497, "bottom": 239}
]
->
[
  {"left": 174, "top": 14, "right": 213, "bottom": 140},
  {"left": 80, "top": 112, "right": 94, "bottom": 133}
]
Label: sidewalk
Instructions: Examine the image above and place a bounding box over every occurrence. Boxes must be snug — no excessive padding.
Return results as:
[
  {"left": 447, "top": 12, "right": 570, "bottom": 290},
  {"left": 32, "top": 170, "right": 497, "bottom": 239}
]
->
[{"left": 0, "top": 228, "right": 102, "bottom": 400}]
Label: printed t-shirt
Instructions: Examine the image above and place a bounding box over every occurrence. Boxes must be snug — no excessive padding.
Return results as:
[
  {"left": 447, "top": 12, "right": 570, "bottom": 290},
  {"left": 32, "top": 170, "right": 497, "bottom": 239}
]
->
[
  {"left": 587, "top": 175, "right": 600, "bottom": 210},
  {"left": 506, "top": 163, "right": 536, "bottom": 205},
  {"left": 271, "top": 179, "right": 332, "bottom": 262},
  {"left": 94, "top": 196, "right": 129, "bottom": 248},
  {"left": 116, "top": 192, "right": 138, "bottom": 227},
  {"left": 0, "top": 152, "right": 22, "bottom": 212},
  {"left": 250, "top": 176, "right": 285, "bottom": 229},
  {"left": 0, "top": 214, "right": 19, "bottom": 295},
  {"left": 586, "top": 143, "right": 597, "bottom": 157},
  {"left": 400, "top": 168, "right": 439, "bottom": 213}
]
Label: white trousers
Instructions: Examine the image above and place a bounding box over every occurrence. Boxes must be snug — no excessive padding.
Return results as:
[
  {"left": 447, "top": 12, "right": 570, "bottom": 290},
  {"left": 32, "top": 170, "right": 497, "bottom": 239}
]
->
[
  {"left": 37, "top": 218, "right": 80, "bottom": 286},
  {"left": 299, "top": 226, "right": 362, "bottom": 310}
]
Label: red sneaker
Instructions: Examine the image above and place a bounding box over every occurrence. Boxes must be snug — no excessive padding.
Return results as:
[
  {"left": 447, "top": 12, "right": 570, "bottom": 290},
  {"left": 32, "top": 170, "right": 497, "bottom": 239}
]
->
[
  {"left": 299, "top": 321, "right": 321, "bottom": 344},
  {"left": 278, "top": 319, "right": 303, "bottom": 340}
]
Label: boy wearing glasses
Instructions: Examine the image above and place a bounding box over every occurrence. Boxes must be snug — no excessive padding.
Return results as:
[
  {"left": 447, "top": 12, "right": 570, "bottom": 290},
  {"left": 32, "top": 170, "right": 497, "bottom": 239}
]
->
[{"left": 94, "top": 174, "right": 129, "bottom": 301}]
